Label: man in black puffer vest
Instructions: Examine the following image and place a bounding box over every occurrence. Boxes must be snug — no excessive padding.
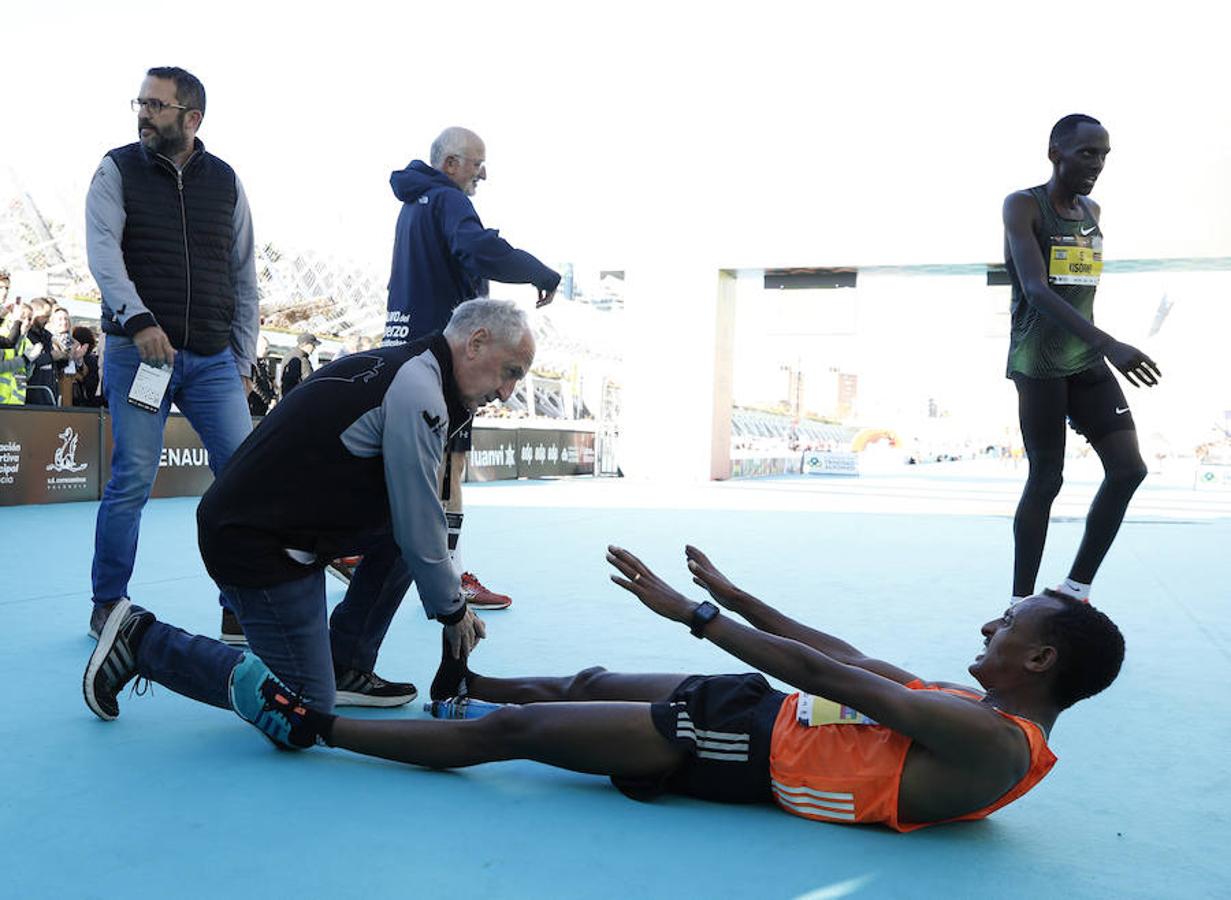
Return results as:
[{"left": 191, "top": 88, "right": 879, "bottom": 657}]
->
[{"left": 85, "top": 67, "right": 263, "bottom": 657}]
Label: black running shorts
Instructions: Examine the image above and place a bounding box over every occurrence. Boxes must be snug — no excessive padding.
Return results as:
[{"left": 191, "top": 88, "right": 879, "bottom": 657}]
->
[
  {"left": 1013, "top": 362, "right": 1136, "bottom": 447},
  {"left": 611, "top": 673, "right": 787, "bottom": 804}
]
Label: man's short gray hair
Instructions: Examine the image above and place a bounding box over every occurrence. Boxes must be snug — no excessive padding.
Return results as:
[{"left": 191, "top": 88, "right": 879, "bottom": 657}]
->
[
  {"left": 430, "top": 126, "right": 481, "bottom": 169},
  {"left": 443, "top": 298, "right": 529, "bottom": 346}
]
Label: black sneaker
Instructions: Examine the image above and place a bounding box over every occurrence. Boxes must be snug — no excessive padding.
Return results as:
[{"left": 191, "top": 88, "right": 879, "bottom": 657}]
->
[
  {"left": 220, "top": 608, "right": 247, "bottom": 646},
  {"left": 83, "top": 599, "right": 154, "bottom": 721},
  {"left": 88, "top": 599, "right": 147, "bottom": 640},
  {"left": 335, "top": 667, "right": 417, "bottom": 707}
]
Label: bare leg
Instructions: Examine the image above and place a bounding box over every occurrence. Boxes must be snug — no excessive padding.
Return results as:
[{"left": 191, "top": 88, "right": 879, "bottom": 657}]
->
[
  {"left": 431, "top": 626, "right": 691, "bottom": 703},
  {"left": 331, "top": 701, "right": 687, "bottom": 779},
  {"left": 468, "top": 666, "right": 691, "bottom": 704},
  {"left": 1068, "top": 429, "right": 1147, "bottom": 584}
]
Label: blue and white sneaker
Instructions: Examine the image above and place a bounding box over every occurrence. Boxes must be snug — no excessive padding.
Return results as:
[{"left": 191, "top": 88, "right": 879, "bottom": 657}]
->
[
  {"left": 228, "top": 653, "right": 321, "bottom": 750},
  {"left": 83, "top": 598, "right": 154, "bottom": 721}
]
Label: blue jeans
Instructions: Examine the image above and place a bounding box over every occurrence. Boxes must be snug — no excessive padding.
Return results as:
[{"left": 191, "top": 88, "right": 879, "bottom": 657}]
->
[
  {"left": 92, "top": 338, "right": 252, "bottom": 607},
  {"left": 136, "top": 534, "right": 415, "bottom": 713}
]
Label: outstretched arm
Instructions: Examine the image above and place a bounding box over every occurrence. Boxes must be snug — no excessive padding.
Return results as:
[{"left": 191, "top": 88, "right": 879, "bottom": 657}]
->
[
  {"left": 1003, "top": 191, "right": 1160, "bottom": 387},
  {"left": 684, "top": 545, "right": 919, "bottom": 685},
  {"left": 441, "top": 196, "right": 561, "bottom": 296},
  {"left": 607, "top": 547, "right": 1009, "bottom": 764}
]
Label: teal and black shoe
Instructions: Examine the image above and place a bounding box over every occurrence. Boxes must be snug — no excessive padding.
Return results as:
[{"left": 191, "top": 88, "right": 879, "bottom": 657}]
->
[{"left": 228, "top": 653, "right": 321, "bottom": 750}]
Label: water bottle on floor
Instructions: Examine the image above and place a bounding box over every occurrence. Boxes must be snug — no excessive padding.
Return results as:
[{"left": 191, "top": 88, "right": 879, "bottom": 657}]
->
[{"left": 425, "top": 697, "right": 503, "bottom": 719}]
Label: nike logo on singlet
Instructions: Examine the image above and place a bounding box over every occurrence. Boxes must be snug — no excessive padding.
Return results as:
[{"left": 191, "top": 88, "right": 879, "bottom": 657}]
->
[
  {"left": 1080, "top": 225, "right": 1098, "bottom": 236},
  {"left": 1116, "top": 407, "right": 1130, "bottom": 415}
]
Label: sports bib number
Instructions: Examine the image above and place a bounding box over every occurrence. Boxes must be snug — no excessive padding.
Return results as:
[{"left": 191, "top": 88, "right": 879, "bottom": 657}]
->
[
  {"left": 797, "top": 694, "right": 878, "bottom": 727},
  {"left": 1048, "top": 235, "right": 1103, "bottom": 286}
]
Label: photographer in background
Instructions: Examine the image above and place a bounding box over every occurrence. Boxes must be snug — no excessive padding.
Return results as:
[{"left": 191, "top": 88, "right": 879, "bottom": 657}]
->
[
  {"left": 247, "top": 333, "right": 277, "bottom": 416},
  {"left": 70, "top": 326, "right": 103, "bottom": 407},
  {"left": 23, "top": 298, "right": 65, "bottom": 406},
  {"left": 1, "top": 292, "right": 26, "bottom": 348}
]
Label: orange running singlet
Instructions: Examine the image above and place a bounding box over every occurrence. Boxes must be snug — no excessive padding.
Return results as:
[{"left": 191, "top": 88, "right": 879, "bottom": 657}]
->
[{"left": 768, "top": 680, "right": 1057, "bottom": 832}]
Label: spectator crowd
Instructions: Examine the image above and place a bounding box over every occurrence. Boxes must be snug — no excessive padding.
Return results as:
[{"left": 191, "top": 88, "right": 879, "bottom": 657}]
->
[
  {"left": 0, "top": 285, "right": 387, "bottom": 417},
  {"left": 1, "top": 295, "right": 104, "bottom": 407}
]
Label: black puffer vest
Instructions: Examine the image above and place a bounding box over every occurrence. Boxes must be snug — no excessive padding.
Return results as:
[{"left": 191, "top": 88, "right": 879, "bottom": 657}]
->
[{"left": 106, "top": 139, "right": 238, "bottom": 354}]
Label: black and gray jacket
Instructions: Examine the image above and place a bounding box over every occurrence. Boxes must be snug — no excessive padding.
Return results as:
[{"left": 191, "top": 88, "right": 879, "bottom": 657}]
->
[
  {"left": 280, "top": 347, "right": 314, "bottom": 397},
  {"left": 85, "top": 138, "right": 258, "bottom": 376},
  {"left": 197, "top": 334, "right": 469, "bottom": 622}
]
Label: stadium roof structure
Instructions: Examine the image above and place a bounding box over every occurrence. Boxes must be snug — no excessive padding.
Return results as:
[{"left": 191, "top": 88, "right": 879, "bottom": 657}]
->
[
  {"left": 0, "top": 171, "right": 386, "bottom": 340},
  {"left": 1, "top": 173, "right": 628, "bottom": 382},
  {"left": 0, "top": 171, "right": 94, "bottom": 299}
]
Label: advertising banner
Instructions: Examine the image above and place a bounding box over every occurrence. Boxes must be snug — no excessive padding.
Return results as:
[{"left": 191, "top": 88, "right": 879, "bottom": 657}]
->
[
  {"left": 551, "top": 429, "right": 596, "bottom": 477},
  {"left": 802, "top": 450, "right": 860, "bottom": 476},
  {"left": 0, "top": 407, "right": 101, "bottom": 506},
  {"left": 102, "top": 411, "right": 219, "bottom": 499},
  {"left": 466, "top": 427, "right": 519, "bottom": 482},
  {"left": 0, "top": 410, "right": 598, "bottom": 506},
  {"left": 1194, "top": 464, "right": 1231, "bottom": 490},
  {"left": 468, "top": 427, "right": 596, "bottom": 481},
  {"left": 515, "top": 428, "right": 596, "bottom": 478},
  {"left": 729, "top": 455, "right": 801, "bottom": 479}
]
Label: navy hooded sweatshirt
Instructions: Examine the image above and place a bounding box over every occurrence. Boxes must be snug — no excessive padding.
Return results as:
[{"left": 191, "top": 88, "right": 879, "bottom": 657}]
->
[{"left": 384, "top": 160, "right": 560, "bottom": 343}]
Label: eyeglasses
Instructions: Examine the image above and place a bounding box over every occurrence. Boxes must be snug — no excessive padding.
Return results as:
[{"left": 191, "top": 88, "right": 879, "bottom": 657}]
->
[{"left": 131, "top": 98, "right": 191, "bottom": 114}]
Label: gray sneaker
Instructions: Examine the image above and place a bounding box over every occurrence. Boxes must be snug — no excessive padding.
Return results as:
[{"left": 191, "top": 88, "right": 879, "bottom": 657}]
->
[{"left": 83, "top": 599, "right": 155, "bottom": 721}]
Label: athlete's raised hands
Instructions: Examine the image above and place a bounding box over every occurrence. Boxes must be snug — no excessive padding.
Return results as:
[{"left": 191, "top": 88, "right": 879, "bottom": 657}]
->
[
  {"left": 607, "top": 545, "right": 696, "bottom": 624},
  {"left": 685, "top": 545, "right": 747, "bottom": 611},
  {"left": 1103, "top": 340, "right": 1161, "bottom": 388}
]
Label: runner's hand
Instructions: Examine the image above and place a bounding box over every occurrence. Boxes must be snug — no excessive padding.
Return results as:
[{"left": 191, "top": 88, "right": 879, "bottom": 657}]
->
[
  {"left": 133, "top": 325, "right": 176, "bottom": 368},
  {"left": 608, "top": 545, "right": 697, "bottom": 624},
  {"left": 536, "top": 288, "right": 556, "bottom": 308},
  {"left": 685, "top": 545, "right": 747, "bottom": 612},
  {"left": 444, "top": 607, "right": 486, "bottom": 659},
  {"left": 1104, "top": 340, "right": 1160, "bottom": 388}
]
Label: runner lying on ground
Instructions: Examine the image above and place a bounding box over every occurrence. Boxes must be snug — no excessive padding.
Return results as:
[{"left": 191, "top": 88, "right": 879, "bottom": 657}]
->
[{"left": 229, "top": 545, "right": 1124, "bottom": 831}]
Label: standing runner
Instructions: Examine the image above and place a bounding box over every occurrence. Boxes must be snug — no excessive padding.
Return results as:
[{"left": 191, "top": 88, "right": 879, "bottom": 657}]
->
[{"left": 1003, "top": 114, "right": 1161, "bottom": 604}]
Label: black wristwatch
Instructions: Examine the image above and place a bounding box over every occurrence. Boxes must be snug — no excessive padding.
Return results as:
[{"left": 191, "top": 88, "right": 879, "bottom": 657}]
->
[{"left": 689, "top": 601, "right": 720, "bottom": 638}]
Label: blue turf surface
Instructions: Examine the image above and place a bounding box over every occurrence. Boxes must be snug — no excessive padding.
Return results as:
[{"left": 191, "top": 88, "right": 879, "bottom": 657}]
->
[{"left": 3, "top": 465, "right": 1228, "bottom": 898}]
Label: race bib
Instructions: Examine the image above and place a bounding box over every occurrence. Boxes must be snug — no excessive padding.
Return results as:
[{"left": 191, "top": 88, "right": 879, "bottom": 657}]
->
[
  {"left": 797, "top": 694, "right": 878, "bottom": 727},
  {"left": 1048, "top": 234, "right": 1103, "bottom": 286}
]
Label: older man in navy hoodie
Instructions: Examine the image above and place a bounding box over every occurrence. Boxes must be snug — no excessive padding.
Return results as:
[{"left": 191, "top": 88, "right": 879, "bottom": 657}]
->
[{"left": 379, "top": 126, "right": 559, "bottom": 611}]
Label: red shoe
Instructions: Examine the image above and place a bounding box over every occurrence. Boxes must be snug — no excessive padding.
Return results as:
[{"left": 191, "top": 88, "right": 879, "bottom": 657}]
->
[
  {"left": 327, "top": 556, "right": 363, "bottom": 584},
  {"left": 461, "top": 572, "right": 512, "bottom": 610}
]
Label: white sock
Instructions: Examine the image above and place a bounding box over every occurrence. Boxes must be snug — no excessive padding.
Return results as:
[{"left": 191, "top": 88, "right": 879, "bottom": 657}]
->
[
  {"left": 1057, "top": 577, "right": 1091, "bottom": 602},
  {"left": 446, "top": 511, "right": 463, "bottom": 571}
]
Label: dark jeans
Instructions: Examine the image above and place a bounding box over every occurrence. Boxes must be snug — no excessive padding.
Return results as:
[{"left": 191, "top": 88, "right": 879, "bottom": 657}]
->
[{"left": 135, "top": 535, "right": 415, "bottom": 713}]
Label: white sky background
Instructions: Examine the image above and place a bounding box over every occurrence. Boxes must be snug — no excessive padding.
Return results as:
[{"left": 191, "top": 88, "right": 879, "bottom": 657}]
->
[
  {"left": 3, "top": 0, "right": 1228, "bottom": 274},
  {"left": 3, "top": 0, "right": 1228, "bottom": 446}
]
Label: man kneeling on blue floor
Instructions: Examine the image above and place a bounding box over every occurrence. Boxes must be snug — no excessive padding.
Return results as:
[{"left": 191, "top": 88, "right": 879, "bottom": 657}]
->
[{"left": 85, "top": 298, "right": 535, "bottom": 719}]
